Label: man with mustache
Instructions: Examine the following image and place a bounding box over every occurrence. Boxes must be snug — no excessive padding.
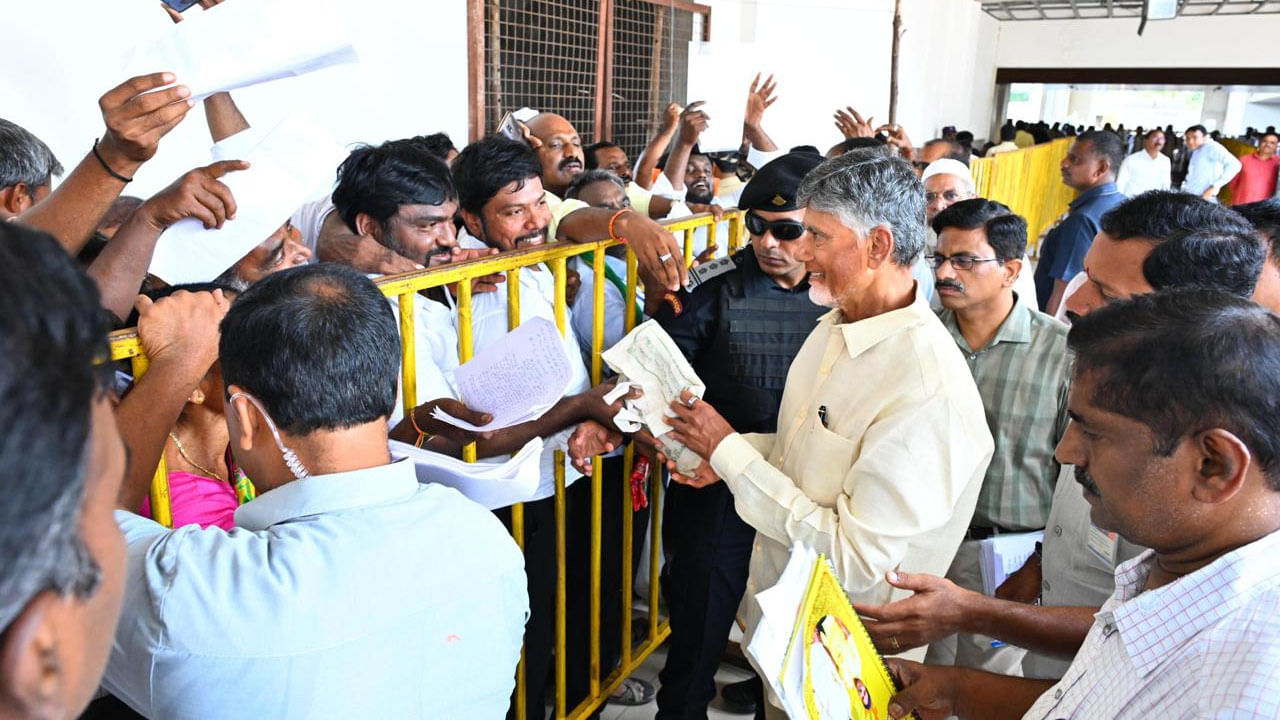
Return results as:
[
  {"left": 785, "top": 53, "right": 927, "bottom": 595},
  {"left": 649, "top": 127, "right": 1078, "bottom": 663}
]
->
[
  {"left": 850, "top": 191, "right": 1266, "bottom": 683},
  {"left": 924, "top": 199, "right": 1071, "bottom": 676},
  {"left": 647, "top": 150, "right": 828, "bottom": 719},
  {"left": 1116, "top": 129, "right": 1171, "bottom": 197},
  {"left": 1032, "top": 131, "right": 1125, "bottom": 315},
  {"left": 884, "top": 289, "right": 1280, "bottom": 719}
]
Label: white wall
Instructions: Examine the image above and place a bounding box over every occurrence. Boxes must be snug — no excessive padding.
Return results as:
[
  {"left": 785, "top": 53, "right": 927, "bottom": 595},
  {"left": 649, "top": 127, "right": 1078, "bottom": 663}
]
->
[
  {"left": 2, "top": 1, "right": 469, "bottom": 197},
  {"left": 702, "top": 0, "right": 1000, "bottom": 150},
  {"left": 995, "top": 14, "right": 1280, "bottom": 68}
]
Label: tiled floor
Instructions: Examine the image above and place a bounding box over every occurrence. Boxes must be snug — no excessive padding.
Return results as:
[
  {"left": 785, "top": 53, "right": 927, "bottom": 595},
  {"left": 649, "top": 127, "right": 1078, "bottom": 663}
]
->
[{"left": 598, "top": 645, "right": 756, "bottom": 720}]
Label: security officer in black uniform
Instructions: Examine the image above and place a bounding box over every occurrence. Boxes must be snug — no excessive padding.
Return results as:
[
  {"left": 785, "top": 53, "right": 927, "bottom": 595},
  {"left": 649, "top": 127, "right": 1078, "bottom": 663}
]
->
[{"left": 653, "top": 150, "right": 827, "bottom": 720}]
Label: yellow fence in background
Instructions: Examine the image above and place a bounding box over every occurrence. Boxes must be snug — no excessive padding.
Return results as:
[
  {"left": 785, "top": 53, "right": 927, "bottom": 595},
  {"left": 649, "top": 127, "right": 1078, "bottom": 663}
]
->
[
  {"left": 108, "top": 210, "right": 746, "bottom": 720},
  {"left": 971, "top": 137, "right": 1075, "bottom": 258}
]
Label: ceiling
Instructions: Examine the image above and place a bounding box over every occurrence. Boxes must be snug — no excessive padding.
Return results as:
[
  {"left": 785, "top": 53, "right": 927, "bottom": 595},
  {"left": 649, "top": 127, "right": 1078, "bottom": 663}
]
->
[{"left": 981, "top": 0, "right": 1280, "bottom": 20}]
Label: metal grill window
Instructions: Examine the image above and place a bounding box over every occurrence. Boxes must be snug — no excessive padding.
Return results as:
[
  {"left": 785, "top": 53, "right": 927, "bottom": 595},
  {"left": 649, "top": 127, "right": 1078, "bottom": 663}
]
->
[
  {"left": 484, "top": 0, "right": 601, "bottom": 144},
  {"left": 610, "top": 2, "right": 697, "bottom": 160},
  {"left": 475, "top": 0, "right": 709, "bottom": 155}
]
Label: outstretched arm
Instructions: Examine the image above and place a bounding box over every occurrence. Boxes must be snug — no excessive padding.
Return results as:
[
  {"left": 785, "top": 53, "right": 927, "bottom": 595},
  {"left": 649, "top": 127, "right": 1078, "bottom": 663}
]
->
[
  {"left": 18, "top": 73, "right": 195, "bottom": 254},
  {"left": 634, "top": 102, "right": 682, "bottom": 190}
]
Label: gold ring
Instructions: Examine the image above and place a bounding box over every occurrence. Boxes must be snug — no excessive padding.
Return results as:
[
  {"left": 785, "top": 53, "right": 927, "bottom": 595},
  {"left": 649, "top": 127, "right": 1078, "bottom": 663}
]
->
[{"left": 890, "top": 635, "right": 900, "bottom": 651}]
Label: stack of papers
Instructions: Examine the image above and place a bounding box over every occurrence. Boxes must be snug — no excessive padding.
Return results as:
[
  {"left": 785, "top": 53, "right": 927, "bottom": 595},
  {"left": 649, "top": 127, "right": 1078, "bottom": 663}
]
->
[
  {"left": 601, "top": 320, "right": 706, "bottom": 475},
  {"left": 389, "top": 437, "right": 543, "bottom": 510},
  {"left": 433, "top": 318, "right": 575, "bottom": 431},
  {"left": 125, "top": 0, "right": 358, "bottom": 101},
  {"left": 978, "top": 530, "right": 1044, "bottom": 596}
]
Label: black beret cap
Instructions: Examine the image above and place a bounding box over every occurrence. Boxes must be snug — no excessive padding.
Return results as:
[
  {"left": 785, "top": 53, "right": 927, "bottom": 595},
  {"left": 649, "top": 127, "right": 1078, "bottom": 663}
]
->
[{"left": 737, "top": 150, "right": 825, "bottom": 212}]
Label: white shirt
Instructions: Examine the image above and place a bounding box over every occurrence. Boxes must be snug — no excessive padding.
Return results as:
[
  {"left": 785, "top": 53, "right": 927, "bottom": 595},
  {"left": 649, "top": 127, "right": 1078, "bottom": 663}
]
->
[
  {"left": 708, "top": 287, "right": 993, "bottom": 664},
  {"left": 104, "top": 460, "right": 529, "bottom": 720},
  {"left": 1024, "top": 529, "right": 1280, "bottom": 718},
  {"left": 385, "top": 293, "right": 460, "bottom": 426},
  {"left": 570, "top": 252, "right": 642, "bottom": 360},
  {"left": 1184, "top": 139, "right": 1243, "bottom": 197},
  {"left": 1116, "top": 150, "right": 1172, "bottom": 197},
  {"left": 290, "top": 196, "right": 335, "bottom": 254},
  {"left": 458, "top": 234, "right": 592, "bottom": 500}
]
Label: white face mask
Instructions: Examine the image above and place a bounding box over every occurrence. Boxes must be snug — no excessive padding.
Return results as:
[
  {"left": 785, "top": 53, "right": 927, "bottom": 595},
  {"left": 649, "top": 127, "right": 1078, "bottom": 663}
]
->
[{"left": 229, "top": 391, "right": 310, "bottom": 480}]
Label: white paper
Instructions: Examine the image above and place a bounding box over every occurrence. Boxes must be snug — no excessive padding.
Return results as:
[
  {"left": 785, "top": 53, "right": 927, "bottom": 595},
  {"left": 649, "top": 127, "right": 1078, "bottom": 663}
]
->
[
  {"left": 389, "top": 438, "right": 543, "bottom": 510},
  {"left": 125, "top": 0, "right": 357, "bottom": 101},
  {"left": 433, "top": 318, "right": 574, "bottom": 431},
  {"left": 978, "top": 530, "right": 1044, "bottom": 596},
  {"left": 147, "top": 115, "right": 348, "bottom": 285},
  {"left": 747, "top": 543, "right": 818, "bottom": 719},
  {"left": 601, "top": 320, "right": 706, "bottom": 474},
  {"left": 685, "top": 42, "right": 756, "bottom": 153}
]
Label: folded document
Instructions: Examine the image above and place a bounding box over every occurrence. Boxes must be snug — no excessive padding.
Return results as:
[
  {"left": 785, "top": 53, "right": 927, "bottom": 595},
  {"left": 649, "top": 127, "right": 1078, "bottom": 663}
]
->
[{"left": 389, "top": 437, "right": 542, "bottom": 510}]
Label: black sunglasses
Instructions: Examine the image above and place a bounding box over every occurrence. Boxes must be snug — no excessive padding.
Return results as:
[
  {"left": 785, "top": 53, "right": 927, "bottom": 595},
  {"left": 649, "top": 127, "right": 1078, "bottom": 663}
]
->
[{"left": 745, "top": 211, "right": 806, "bottom": 241}]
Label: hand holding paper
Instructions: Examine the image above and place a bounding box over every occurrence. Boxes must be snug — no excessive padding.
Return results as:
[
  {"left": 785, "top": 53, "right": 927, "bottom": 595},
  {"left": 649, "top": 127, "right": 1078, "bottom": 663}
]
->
[{"left": 433, "top": 318, "right": 575, "bottom": 432}]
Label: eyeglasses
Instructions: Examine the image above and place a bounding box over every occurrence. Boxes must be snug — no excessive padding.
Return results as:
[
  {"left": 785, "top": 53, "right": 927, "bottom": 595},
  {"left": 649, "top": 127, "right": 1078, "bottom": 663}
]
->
[
  {"left": 745, "top": 212, "right": 806, "bottom": 241},
  {"left": 229, "top": 391, "right": 311, "bottom": 480},
  {"left": 927, "top": 253, "right": 1002, "bottom": 271},
  {"left": 925, "top": 190, "right": 967, "bottom": 204}
]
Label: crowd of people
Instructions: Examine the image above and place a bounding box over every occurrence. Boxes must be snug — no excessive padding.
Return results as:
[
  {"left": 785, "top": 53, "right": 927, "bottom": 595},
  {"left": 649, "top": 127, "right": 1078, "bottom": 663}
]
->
[{"left": 4, "top": 12, "right": 1280, "bottom": 720}]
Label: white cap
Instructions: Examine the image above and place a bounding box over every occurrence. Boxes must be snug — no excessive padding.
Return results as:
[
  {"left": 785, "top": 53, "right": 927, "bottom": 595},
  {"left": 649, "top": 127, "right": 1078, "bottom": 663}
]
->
[{"left": 921, "top": 158, "right": 972, "bottom": 184}]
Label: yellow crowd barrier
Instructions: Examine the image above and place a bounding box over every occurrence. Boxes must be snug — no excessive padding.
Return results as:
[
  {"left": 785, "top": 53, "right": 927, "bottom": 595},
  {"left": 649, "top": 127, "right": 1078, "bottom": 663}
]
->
[
  {"left": 108, "top": 209, "right": 745, "bottom": 720},
  {"left": 971, "top": 137, "right": 1075, "bottom": 257}
]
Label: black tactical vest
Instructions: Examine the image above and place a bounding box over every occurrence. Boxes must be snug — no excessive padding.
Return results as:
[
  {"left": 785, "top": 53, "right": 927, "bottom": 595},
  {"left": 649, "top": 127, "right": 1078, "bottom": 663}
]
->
[{"left": 694, "top": 253, "right": 825, "bottom": 434}]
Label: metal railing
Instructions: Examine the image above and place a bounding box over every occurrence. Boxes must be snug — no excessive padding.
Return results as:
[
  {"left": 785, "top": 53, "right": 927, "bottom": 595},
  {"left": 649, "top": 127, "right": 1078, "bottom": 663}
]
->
[{"left": 108, "top": 209, "right": 746, "bottom": 720}]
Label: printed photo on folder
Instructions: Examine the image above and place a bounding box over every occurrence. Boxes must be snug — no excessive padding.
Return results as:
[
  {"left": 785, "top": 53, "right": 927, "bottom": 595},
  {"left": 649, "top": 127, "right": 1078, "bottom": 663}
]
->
[{"left": 752, "top": 545, "right": 916, "bottom": 720}]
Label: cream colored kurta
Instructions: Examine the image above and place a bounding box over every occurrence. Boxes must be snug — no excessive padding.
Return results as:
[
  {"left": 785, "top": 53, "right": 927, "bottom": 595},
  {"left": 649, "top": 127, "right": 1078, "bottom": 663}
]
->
[{"left": 709, "top": 287, "right": 994, "bottom": 663}]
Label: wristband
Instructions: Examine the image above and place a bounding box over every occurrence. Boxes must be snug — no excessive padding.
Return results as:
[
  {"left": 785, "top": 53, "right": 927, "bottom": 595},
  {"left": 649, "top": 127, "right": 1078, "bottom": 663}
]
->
[
  {"left": 608, "top": 208, "right": 633, "bottom": 244},
  {"left": 92, "top": 138, "right": 134, "bottom": 183},
  {"left": 408, "top": 407, "right": 433, "bottom": 449}
]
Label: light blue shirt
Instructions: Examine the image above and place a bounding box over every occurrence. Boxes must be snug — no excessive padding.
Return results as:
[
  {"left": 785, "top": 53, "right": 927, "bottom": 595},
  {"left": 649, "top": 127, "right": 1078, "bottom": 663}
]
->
[
  {"left": 104, "top": 460, "right": 528, "bottom": 720},
  {"left": 1184, "top": 139, "right": 1242, "bottom": 197}
]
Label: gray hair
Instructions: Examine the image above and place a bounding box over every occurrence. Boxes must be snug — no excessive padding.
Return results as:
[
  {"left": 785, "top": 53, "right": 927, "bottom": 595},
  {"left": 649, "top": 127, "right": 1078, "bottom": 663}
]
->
[
  {"left": 0, "top": 118, "right": 63, "bottom": 191},
  {"left": 796, "top": 152, "right": 927, "bottom": 267},
  {"left": 565, "top": 168, "right": 626, "bottom": 201}
]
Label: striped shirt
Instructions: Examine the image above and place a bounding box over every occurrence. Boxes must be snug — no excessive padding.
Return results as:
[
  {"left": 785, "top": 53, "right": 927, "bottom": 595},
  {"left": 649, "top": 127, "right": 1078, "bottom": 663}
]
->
[
  {"left": 1024, "top": 528, "right": 1280, "bottom": 719},
  {"left": 938, "top": 300, "right": 1071, "bottom": 530}
]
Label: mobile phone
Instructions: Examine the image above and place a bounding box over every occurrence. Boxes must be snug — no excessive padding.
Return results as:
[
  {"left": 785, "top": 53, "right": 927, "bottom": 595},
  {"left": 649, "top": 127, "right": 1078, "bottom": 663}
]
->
[
  {"left": 496, "top": 112, "right": 527, "bottom": 145},
  {"left": 161, "top": 0, "right": 200, "bottom": 12}
]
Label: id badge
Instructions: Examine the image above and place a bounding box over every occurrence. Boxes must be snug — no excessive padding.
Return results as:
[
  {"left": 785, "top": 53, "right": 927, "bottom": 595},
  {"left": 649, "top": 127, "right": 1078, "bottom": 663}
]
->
[{"left": 1086, "top": 523, "right": 1118, "bottom": 566}]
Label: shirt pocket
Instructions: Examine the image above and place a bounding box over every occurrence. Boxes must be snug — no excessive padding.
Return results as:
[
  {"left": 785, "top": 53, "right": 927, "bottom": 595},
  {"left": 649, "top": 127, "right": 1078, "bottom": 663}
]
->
[{"left": 790, "top": 413, "right": 858, "bottom": 505}]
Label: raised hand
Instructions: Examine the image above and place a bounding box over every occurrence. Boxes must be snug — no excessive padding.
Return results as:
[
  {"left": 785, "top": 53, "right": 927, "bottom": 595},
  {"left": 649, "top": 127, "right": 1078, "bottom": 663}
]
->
[
  {"left": 834, "top": 106, "right": 875, "bottom": 139},
  {"left": 678, "top": 101, "right": 711, "bottom": 146},
  {"left": 135, "top": 289, "right": 231, "bottom": 377},
  {"left": 96, "top": 73, "right": 195, "bottom": 171},
  {"left": 745, "top": 73, "right": 779, "bottom": 129}
]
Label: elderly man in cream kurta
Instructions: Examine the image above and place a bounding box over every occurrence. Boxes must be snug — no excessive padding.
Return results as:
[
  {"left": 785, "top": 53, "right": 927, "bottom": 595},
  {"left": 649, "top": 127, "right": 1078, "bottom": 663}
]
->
[{"left": 665, "top": 152, "right": 994, "bottom": 710}]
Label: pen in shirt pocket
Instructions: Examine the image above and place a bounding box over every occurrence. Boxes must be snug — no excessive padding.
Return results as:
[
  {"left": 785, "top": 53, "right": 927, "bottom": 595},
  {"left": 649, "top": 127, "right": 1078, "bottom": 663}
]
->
[{"left": 818, "top": 404, "right": 830, "bottom": 428}]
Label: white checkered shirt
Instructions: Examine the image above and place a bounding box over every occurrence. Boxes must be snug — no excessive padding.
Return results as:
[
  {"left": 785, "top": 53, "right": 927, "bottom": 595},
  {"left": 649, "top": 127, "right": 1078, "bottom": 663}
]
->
[{"left": 1023, "top": 529, "right": 1280, "bottom": 719}]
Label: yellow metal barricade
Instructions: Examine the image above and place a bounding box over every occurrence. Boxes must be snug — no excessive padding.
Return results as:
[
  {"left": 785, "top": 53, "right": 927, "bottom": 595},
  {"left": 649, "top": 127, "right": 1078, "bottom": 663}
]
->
[
  {"left": 971, "top": 137, "right": 1074, "bottom": 257},
  {"left": 108, "top": 210, "right": 742, "bottom": 720}
]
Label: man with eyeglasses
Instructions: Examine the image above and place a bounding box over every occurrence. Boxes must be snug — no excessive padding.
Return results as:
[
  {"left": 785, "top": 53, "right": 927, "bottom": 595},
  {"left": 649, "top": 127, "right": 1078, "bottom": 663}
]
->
[
  {"left": 649, "top": 150, "right": 828, "bottom": 720},
  {"left": 922, "top": 199, "right": 1071, "bottom": 676},
  {"left": 921, "top": 159, "right": 1037, "bottom": 309}
]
